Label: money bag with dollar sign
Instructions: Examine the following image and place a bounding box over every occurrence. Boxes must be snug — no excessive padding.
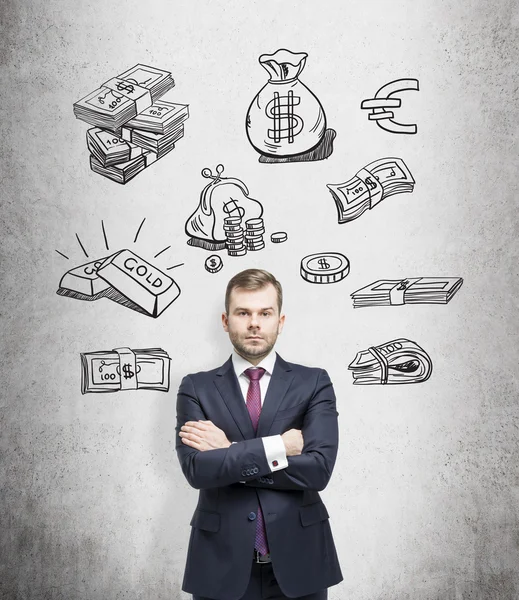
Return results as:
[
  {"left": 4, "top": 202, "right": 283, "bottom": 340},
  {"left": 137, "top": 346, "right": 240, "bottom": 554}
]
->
[{"left": 246, "top": 49, "right": 327, "bottom": 158}]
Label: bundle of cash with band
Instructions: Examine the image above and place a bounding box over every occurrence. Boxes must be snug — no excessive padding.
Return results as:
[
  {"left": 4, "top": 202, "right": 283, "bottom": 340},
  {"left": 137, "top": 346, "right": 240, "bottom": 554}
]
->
[
  {"left": 84, "top": 106, "right": 188, "bottom": 183},
  {"left": 74, "top": 66, "right": 189, "bottom": 184},
  {"left": 348, "top": 338, "right": 432, "bottom": 385},
  {"left": 351, "top": 277, "right": 464, "bottom": 308},
  {"left": 81, "top": 347, "right": 170, "bottom": 394},
  {"left": 73, "top": 64, "right": 175, "bottom": 131},
  {"left": 57, "top": 248, "right": 181, "bottom": 318},
  {"left": 327, "top": 157, "right": 415, "bottom": 223}
]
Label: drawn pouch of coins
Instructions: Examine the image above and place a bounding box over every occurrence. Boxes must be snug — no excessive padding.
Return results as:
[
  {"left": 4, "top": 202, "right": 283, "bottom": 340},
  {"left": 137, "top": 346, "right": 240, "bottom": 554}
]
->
[
  {"left": 246, "top": 49, "right": 326, "bottom": 158},
  {"left": 185, "top": 164, "right": 264, "bottom": 250}
]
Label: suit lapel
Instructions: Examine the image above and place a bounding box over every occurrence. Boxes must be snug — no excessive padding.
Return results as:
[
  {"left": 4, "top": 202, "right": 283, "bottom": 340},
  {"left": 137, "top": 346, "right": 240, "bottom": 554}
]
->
[
  {"left": 257, "top": 354, "right": 294, "bottom": 437},
  {"left": 214, "top": 356, "right": 255, "bottom": 440}
]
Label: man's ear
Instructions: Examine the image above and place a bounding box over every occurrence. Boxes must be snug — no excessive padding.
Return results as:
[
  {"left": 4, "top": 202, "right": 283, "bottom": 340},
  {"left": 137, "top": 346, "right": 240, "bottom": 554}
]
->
[
  {"left": 222, "top": 312, "right": 229, "bottom": 332},
  {"left": 278, "top": 313, "right": 286, "bottom": 334}
]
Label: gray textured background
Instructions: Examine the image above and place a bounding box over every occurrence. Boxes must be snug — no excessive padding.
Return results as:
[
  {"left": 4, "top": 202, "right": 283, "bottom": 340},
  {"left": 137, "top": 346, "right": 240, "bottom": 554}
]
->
[{"left": 1, "top": 1, "right": 519, "bottom": 599}]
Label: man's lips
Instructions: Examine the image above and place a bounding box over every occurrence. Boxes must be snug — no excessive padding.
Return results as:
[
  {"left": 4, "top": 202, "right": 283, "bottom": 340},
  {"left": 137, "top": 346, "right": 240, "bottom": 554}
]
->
[{"left": 246, "top": 336, "right": 263, "bottom": 340}]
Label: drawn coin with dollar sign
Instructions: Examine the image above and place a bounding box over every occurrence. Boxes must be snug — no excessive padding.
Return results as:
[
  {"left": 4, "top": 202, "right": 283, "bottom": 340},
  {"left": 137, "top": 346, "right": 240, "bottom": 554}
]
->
[
  {"left": 205, "top": 255, "right": 223, "bottom": 274},
  {"left": 300, "top": 252, "right": 350, "bottom": 284}
]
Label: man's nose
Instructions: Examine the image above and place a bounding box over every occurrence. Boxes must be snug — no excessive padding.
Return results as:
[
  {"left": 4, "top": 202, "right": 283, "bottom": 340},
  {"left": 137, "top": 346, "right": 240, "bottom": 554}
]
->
[{"left": 248, "top": 314, "right": 260, "bottom": 328}]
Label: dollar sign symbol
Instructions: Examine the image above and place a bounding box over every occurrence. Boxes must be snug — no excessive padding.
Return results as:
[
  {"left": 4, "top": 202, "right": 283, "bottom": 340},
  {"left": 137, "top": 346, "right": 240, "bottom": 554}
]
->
[
  {"left": 115, "top": 81, "right": 135, "bottom": 95},
  {"left": 223, "top": 200, "right": 245, "bottom": 219},
  {"left": 122, "top": 363, "right": 135, "bottom": 379},
  {"left": 266, "top": 90, "right": 303, "bottom": 144},
  {"left": 365, "top": 177, "right": 377, "bottom": 190},
  {"left": 318, "top": 258, "right": 330, "bottom": 270},
  {"left": 210, "top": 258, "right": 217, "bottom": 268}
]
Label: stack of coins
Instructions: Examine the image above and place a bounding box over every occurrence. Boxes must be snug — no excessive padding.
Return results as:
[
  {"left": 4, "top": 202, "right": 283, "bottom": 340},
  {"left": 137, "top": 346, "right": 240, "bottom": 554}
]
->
[
  {"left": 224, "top": 217, "right": 247, "bottom": 256},
  {"left": 245, "top": 218, "right": 265, "bottom": 251}
]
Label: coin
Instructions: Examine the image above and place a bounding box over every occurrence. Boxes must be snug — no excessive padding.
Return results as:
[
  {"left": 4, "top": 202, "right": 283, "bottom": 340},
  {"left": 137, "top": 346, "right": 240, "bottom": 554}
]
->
[
  {"left": 205, "top": 255, "right": 223, "bottom": 273},
  {"left": 228, "top": 247, "right": 247, "bottom": 257},
  {"left": 245, "top": 218, "right": 263, "bottom": 228},
  {"left": 300, "top": 252, "right": 350, "bottom": 284},
  {"left": 224, "top": 217, "right": 242, "bottom": 225},
  {"left": 271, "top": 232, "right": 288, "bottom": 243},
  {"left": 226, "top": 242, "right": 246, "bottom": 251},
  {"left": 246, "top": 242, "right": 265, "bottom": 251}
]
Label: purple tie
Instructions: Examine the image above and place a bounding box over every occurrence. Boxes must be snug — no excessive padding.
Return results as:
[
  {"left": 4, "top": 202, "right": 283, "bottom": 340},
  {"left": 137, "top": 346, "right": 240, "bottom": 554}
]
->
[{"left": 244, "top": 367, "right": 269, "bottom": 556}]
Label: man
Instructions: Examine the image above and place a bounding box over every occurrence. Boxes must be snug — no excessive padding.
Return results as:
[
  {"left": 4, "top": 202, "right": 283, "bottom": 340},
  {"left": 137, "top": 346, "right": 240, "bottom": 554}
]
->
[{"left": 176, "top": 269, "right": 343, "bottom": 600}]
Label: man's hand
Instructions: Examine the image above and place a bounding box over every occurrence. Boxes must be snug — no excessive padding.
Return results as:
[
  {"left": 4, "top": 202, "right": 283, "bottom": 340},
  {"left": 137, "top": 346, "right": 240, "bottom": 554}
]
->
[
  {"left": 281, "top": 428, "right": 304, "bottom": 456},
  {"left": 180, "top": 420, "right": 231, "bottom": 451}
]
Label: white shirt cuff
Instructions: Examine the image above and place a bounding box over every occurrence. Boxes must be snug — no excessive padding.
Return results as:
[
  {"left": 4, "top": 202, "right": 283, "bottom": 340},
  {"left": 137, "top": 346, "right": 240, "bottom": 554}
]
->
[{"left": 262, "top": 434, "right": 288, "bottom": 471}]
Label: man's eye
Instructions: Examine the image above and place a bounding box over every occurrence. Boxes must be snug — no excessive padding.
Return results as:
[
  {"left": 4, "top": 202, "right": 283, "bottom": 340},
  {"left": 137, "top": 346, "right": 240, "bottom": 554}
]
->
[{"left": 262, "top": 312, "right": 271, "bottom": 317}]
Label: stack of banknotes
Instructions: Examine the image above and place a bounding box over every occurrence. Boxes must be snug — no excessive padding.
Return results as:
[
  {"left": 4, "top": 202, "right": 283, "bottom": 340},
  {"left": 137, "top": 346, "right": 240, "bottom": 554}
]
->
[
  {"left": 351, "top": 277, "right": 464, "bottom": 307},
  {"left": 327, "top": 157, "right": 415, "bottom": 223},
  {"left": 81, "top": 347, "right": 171, "bottom": 394},
  {"left": 73, "top": 64, "right": 189, "bottom": 184}
]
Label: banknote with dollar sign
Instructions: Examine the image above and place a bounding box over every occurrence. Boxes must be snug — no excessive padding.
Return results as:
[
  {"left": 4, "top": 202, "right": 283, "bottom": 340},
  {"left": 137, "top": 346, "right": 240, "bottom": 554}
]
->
[
  {"left": 73, "top": 64, "right": 175, "bottom": 131},
  {"left": 327, "top": 157, "right": 415, "bottom": 224},
  {"left": 81, "top": 347, "right": 171, "bottom": 394}
]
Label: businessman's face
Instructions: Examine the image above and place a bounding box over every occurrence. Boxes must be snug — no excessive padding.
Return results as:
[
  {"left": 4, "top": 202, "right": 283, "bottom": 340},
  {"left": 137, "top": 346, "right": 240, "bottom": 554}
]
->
[{"left": 222, "top": 284, "right": 285, "bottom": 365}]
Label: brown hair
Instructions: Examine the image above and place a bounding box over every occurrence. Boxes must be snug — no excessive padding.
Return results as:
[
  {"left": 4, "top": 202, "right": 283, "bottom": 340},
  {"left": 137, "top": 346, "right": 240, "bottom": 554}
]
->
[{"left": 225, "top": 269, "right": 283, "bottom": 314}]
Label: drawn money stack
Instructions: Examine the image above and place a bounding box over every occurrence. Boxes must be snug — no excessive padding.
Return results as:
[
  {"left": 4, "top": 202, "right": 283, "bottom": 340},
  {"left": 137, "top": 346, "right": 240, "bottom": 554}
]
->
[
  {"left": 74, "top": 65, "right": 189, "bottom": 184},
  {"left": 348, "top": 338, "right": 433, "bottom": 385},
  {"left": 81, "top": 347, "right": 171, "bottom": 394},
  {"left": 327, "top": 157, "right": 415, "bottom": 224},
  {"left": 351, "top": 277, "right": 464, "bottom": 308}
]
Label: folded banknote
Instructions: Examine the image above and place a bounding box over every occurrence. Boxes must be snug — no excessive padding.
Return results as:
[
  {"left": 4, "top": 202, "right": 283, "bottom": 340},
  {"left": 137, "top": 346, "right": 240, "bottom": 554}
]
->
[
  {"left": 81, "top": 347, "right": 170, "bottom": 393},
  {"left": 348, "top": 338, "right": 432, "bottom": 385}
]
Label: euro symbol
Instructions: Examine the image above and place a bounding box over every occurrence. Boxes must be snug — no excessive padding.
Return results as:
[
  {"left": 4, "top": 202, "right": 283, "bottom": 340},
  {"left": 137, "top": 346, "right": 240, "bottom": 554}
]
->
[{"left": 360, "top": 78, "right": 419, "bottom": 134}]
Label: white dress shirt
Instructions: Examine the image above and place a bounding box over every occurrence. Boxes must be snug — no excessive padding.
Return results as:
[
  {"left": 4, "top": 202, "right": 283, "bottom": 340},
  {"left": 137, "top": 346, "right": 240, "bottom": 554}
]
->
[{"left": 231, "top": 350, "right": 288, "bottom": 472}]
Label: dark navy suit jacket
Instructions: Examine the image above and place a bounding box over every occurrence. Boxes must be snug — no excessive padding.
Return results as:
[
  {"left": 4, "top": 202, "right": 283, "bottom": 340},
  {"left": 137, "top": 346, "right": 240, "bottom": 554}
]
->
[{"left": 175, "top": 353, "right": 343, "bottom": 600}]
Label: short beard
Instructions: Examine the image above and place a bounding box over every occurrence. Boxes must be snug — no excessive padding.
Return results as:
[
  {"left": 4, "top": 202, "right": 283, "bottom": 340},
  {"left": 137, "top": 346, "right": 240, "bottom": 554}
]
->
[{"left": 230, "top": 333, "right": 276, "bottom": 363}]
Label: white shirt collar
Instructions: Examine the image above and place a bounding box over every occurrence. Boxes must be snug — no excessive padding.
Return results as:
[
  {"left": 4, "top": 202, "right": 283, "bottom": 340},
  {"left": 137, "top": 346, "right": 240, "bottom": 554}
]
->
[{"left": 232, "top": 349, "right": 277, "bottom": 378}]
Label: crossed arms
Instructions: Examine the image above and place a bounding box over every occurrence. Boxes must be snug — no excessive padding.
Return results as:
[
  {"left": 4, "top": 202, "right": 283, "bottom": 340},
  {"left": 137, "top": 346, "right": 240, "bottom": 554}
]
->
[{"left": 175, "top": 370, "right": 339, "bottom": 492}]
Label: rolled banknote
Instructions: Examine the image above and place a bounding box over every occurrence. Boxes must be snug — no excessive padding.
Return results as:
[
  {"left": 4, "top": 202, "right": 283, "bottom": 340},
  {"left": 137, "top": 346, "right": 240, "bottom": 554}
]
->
[
  {"left": 327, "top": 157, "right": 414, "bottom": 224},
  {"left": 348, "top": 338, "right": 432, "bottom": 385},
  {"left": 81, "top": 347, "right": 170, "bottom": 393}
]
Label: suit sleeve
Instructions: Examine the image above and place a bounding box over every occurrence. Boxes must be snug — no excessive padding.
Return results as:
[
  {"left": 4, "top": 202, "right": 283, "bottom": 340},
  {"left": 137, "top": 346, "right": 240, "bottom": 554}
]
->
[
  {"left": 175, "top": 375, "right": 274, "bottom": 489},
  {"left": 243, "top": 369, "right": 339, "bottom": 492}
]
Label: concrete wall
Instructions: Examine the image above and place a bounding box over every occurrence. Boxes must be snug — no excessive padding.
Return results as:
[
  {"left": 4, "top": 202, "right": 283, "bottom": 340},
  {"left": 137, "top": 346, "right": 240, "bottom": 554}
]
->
[{"left": 1, "top": 1, "right": 518, "bottom": 598}]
